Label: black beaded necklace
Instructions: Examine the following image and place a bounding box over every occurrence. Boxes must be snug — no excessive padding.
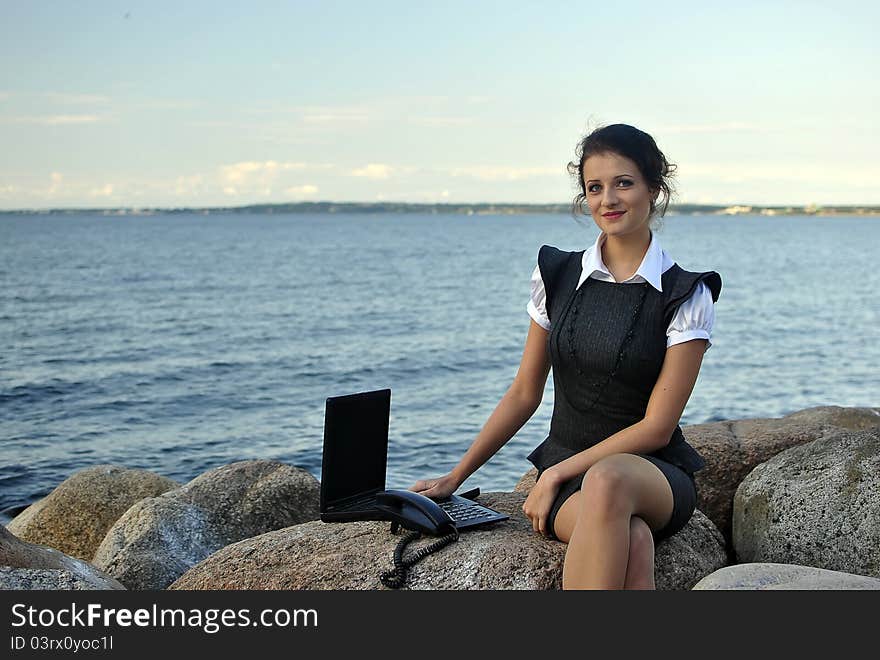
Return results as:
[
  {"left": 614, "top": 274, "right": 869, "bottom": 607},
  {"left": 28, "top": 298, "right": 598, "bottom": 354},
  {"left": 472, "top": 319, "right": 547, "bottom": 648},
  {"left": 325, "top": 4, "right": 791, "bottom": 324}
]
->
[{"left": 564, "top": 280, "right": 650, "bottom": 412}]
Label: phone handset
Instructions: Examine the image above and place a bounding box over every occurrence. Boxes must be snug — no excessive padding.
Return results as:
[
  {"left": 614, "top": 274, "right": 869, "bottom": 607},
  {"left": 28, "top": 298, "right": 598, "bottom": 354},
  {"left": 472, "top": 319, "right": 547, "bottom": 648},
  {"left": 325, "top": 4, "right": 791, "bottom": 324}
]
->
[
  {"left": 375, "top": 488, "right": 456, "bottom": 536},
  {"left": 377, "top": 489, "right": 460, "bottom": 588}
]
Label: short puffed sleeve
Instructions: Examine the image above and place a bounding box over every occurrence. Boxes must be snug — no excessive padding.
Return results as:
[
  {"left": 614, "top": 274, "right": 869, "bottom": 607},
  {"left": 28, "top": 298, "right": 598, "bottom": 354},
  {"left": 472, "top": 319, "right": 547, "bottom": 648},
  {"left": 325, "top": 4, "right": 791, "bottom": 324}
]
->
[
  {"left": 526, "top": 264, "right": 551, "bottom": 331},
  {"left": 666, "top": 280, "right": 716, "bottom": 351}
]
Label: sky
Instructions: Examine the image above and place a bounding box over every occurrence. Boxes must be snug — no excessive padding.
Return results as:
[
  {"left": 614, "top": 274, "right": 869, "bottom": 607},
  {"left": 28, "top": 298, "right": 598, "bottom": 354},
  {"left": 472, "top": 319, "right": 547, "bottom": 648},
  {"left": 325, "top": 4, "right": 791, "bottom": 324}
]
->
[{"left": 1, "top": 1, "right": 878, "bottom": 210}]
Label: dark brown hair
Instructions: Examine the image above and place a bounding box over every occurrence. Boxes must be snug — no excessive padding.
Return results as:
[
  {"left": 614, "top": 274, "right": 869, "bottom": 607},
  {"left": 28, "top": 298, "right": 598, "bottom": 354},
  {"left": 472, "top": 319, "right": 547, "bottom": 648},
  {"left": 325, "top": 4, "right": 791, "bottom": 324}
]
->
[{"left": 567, "top": 123, "right": 677, "bottom": 225}]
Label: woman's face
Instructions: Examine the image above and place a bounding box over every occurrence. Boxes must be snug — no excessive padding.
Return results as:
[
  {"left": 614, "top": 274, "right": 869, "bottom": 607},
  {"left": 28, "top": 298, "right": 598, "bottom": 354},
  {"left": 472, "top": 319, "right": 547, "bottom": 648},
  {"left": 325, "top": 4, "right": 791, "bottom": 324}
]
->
[{"left": 583, "top": 151, "right": 656, "bottom": 239}]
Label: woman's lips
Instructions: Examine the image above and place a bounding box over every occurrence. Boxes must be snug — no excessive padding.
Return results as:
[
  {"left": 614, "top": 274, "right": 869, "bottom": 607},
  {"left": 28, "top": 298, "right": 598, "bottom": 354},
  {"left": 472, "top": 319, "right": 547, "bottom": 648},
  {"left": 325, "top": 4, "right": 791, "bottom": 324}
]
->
[{"left": 603, "top": 211, "right": 625, "bottom": 218}]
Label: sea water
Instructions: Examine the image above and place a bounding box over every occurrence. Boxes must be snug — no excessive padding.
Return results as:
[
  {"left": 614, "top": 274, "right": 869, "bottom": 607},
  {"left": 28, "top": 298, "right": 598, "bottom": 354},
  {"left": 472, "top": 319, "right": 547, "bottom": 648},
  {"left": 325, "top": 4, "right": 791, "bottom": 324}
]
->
[{"left": 1, "top": 212, "right": 877, "bottom": 519}]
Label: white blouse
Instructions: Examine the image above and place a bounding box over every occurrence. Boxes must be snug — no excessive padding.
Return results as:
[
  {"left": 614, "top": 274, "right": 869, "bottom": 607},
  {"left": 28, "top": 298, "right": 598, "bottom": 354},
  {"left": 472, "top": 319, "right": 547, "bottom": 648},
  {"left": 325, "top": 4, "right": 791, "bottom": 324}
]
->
[{"left": 527, "top": 231, "right": 716, "bottom": 351}]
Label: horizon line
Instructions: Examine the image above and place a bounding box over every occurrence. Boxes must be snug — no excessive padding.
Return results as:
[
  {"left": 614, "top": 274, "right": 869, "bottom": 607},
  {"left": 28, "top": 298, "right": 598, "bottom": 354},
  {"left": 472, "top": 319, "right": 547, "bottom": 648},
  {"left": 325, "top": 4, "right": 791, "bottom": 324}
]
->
[{"left": 2, "top": 200, "right": 880, "bottom": 214}]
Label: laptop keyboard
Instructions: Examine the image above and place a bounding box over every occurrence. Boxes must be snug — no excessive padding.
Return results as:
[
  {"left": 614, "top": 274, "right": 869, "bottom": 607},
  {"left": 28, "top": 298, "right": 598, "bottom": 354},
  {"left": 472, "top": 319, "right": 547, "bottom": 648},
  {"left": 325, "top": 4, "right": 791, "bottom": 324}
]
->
[{"left": 332, "top": 492, "right": 501, "bottom": 525}]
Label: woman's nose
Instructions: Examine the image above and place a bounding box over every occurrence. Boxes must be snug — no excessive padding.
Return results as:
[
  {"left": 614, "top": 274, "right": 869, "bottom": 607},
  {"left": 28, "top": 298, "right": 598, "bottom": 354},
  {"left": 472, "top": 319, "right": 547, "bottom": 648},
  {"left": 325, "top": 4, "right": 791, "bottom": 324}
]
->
[{"left": 602, "top": 187, "right": 619, "bottom": 207}]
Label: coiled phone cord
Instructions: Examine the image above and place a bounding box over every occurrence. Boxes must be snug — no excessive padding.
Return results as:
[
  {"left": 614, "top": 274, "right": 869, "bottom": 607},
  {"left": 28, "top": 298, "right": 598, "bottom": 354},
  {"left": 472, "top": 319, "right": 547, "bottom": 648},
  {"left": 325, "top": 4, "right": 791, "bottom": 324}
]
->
[{"left": 379, "top": 524, "right": 460, "bottom": 589}]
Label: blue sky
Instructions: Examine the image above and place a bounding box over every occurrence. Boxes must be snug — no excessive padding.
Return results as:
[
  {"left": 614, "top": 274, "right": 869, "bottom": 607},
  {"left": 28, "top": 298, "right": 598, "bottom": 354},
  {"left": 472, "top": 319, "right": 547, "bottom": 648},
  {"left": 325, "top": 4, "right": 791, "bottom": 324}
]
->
[{"left": 1, "top": 1, "right": 878, "bottom": 209}]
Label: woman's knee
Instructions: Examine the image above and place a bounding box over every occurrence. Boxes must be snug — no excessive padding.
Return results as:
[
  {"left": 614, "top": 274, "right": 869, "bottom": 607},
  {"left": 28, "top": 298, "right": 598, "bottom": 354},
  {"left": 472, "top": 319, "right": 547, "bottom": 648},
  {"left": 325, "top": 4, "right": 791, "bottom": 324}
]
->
[{"left": 579, "top": 455, "right": 635, "bottom": 518}]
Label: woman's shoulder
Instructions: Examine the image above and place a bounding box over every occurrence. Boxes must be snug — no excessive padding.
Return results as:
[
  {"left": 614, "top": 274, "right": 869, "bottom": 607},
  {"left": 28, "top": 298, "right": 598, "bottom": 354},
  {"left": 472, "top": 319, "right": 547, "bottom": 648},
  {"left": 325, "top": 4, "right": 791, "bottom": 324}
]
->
[
  {"left": 535, "top": 245, "right": 586, "bottom": 312},
  {"left": 537, "top": 244, "right": 582, "bottom": 261},
  {"left": 661, "top": 263, "right": 722, "bottom": 306},
  {"left": 536, "top": 245, "right": 583, "bottom": 278},
  {"left": 537, "top": 245, "right": 585, "bottom": 275}
]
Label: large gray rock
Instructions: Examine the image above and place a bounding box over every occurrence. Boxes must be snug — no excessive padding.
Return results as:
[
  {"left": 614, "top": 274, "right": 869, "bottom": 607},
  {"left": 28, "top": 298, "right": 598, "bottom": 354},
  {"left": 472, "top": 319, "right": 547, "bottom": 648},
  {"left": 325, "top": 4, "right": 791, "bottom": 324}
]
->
[
  {"left": 0, "top": 526, "right": 124, "bottom": 590},
  {"left": 170, "top": 491, "right": 727, "bottom": 591},
  {"left": 92, "top": 460, "right": 320, "bottom": 590},
  {"left": 693, "top": 563, "right": 880, "bottom": 590},
  {"left": 684, "top": 405, "right": 880, "bottom": 545},
  {"left": 0, "top": 567, "right": 126, "bottom": 590},
  {"left": 516, "top": 407, "right": 880, "bottom": 550},
  {"left": 6, "top": 465, "right": 179, "bottom": 561},
  {"left": 733, "top": 427, "right": 880, "bottom": 577}
]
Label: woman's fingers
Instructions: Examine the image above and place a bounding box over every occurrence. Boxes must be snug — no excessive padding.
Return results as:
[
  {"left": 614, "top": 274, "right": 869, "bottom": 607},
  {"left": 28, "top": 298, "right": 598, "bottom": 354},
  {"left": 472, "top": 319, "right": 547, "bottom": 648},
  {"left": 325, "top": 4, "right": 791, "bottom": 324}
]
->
[
  {"left": 523, "top": 502, "right": 541, "bottom": 533},
  {"left": 523, "top": 501, "right": 550, "bottom": 536},
  {"left": 411, "top": 479, "right": 436, "bottom": 493}
]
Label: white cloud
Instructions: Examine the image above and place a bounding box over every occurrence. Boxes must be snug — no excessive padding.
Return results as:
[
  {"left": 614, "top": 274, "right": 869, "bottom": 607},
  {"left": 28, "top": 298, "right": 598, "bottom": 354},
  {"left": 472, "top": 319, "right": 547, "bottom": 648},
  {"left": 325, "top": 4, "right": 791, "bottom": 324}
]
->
[
  {"left": 175, "top": 174, "right": 204, "bottom": 196},
  {"left": 8, "top": 115, "right": 104, "bottom": 125},
  {"left": 189, "top": 120, "right": 240, "bottom": 128},
  {"left": 284, "top": 184, "right": 318, "bottom": 197},
  {"left": 674, "top": 159, "right": 880, "bottom": 205},
  {"left": 48, "top": 172, "right": 63, "bottom": 195},
  {"left": 409, "top": 116, "right": 473, "bottom": 127},
  {"left": 351, "top": 163, "right": 393, "bottom": 179},
  {"left": 219, "top": 160, "right": 316, "bottom": 185},
  {"left": 214, "top": 161, "right": 327, "bottom": 199},
  {"left": 134, "top": 99, "right": 197, "bottom": 110},
  {"left": 89, "top": 184, "right": 114, "bottom": 198},
  {"left": 659, "top": 122, "right": 766, "bottom": 134},
  {"left": 44, "top": 92, "right": 110, "bottom": 104},
  {"left": 297, "top": 105, "right": 371, "bottom": 124},
  {"left": 448, "top": 166, "right": 560, "bottom": 181},
  {"left": 681, "top": 161, "right": 880, "bottom": 187}
]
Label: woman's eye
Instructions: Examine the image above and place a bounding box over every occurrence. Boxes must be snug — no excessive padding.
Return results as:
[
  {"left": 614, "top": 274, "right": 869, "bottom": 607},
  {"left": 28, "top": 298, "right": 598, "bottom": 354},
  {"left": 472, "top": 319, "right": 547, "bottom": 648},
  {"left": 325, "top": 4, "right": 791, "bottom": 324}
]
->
[
  {"left": 587, "top": 184, "right": 600, "bottom": 193},
  {"left": 618, "top": 179, "right": 633, "bottom": 187}
]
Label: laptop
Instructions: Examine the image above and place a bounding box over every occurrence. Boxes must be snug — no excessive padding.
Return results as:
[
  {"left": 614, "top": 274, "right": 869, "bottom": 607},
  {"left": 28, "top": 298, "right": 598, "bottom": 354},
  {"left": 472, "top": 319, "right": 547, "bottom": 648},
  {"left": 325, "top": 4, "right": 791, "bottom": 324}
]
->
[{"left": 320, "top": 388, "right": 508, "bottom": 530}]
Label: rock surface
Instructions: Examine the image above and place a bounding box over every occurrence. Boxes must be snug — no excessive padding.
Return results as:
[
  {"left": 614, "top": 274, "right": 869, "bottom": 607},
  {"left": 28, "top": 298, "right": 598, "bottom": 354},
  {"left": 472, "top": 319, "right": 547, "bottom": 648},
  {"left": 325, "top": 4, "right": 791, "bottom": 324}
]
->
[
  {"left": 0, "top": 567, "right": 124, "bottom": 590},
  {"left": 171, "top": 491, "right": 727, "bottom": 591},
  {"left": 693, "top": 563, "right": 880, "bottom": 590},
  {"left": 6, "top": 465, "right": 179, "bottom": 561},
  {"left": 514, "top": 470, "right": 537, "bottom": 494},
  {"left": 687, "top": 405, "right": 880, "bottom": 545},
  {"left": 733, "top": 427, "right": 880, "bottom": 578},
  {"left": 516, "top": 406, "right": 880, "bottom": 549},
  {"left": 0, "top": 526, "right": 124, "bottom": 590},
  {"left": 92, "top": 460, "right": 320, "bottom": 590}
]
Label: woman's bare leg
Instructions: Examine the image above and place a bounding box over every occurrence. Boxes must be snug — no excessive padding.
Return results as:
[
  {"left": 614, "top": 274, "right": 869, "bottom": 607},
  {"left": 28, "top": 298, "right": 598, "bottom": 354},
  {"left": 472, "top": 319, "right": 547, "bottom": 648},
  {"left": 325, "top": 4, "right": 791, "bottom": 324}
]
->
[
  {"left": 553, "top": 499, "right": 656, "bottom": 589},
  {"left": 623, "top": 516, "right": 655, "bottom": 590},
  {"left": 553, "top": 453, "right": 673, "bottom": 589}
]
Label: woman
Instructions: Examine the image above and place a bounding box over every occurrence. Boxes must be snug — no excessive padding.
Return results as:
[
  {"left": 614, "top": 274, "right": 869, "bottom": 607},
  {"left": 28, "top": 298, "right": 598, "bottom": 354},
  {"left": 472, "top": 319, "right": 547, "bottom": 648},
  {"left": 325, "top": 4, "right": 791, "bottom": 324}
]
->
[{"left": 412, "top": 123, "right": 721, "bottom": 589}]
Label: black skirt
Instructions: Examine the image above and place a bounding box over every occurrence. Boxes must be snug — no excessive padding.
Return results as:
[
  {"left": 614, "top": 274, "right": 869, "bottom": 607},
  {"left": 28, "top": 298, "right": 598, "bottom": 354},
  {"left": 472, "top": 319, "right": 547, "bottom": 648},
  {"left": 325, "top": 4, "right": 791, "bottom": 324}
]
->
[{"left": 537, "top": 454, "right": 697, "bottom": 543}]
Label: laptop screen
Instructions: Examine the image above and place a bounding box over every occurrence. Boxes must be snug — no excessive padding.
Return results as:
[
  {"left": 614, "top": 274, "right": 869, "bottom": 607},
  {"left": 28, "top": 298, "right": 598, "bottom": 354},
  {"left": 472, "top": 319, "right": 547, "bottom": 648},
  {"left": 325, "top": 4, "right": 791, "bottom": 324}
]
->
[{"left": 320, "top": 389, "right": 390, "bottom": 508}]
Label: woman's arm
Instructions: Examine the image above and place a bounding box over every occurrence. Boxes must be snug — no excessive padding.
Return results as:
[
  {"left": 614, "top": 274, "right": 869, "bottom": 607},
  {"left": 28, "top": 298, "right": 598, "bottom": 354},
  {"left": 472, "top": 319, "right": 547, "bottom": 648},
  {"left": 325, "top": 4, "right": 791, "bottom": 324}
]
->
[
  {"left": 541, "top": 338, "right": 708, "bottom": 487},
  {"left": 411, "top": 319, "right": 551, "bottom": 498}
]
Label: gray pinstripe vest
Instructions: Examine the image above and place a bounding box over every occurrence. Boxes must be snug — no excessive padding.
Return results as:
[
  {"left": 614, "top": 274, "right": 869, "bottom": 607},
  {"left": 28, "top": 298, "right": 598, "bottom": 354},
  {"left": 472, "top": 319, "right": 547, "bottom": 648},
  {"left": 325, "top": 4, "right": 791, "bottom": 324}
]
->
[{"left": 527, "top": 244, "right": 722, "bottom": 476}]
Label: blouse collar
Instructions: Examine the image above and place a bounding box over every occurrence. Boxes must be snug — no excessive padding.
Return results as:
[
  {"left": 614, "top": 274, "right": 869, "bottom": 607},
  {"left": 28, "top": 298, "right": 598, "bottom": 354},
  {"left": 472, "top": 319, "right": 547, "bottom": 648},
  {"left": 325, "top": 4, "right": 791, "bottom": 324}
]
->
[{"left": 578, "top": 230, "right": 674, "bottom": 293}]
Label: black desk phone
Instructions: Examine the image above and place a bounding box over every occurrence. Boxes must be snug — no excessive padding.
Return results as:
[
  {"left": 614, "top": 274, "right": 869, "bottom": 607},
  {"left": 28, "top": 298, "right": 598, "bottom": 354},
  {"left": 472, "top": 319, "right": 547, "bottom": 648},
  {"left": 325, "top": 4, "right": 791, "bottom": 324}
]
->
[
  {"left": 374, "top": 487, "right": 503, "bottom": 588},
  {"left": 375, "top": 489, "right": 456, "bottom": 536}
]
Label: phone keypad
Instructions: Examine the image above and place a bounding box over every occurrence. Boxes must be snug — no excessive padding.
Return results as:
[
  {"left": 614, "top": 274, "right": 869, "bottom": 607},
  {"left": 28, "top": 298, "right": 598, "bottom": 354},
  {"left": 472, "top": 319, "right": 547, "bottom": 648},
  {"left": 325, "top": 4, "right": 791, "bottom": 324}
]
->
[{"left": 439, "top": 501, "right": 491, "bottom": 522}]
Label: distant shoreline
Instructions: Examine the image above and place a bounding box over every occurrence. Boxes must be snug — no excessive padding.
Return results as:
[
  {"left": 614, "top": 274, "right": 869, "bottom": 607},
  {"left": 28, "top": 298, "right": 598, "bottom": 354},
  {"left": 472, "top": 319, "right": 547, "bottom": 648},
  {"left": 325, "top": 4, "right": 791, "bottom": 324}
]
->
[{"left": 2, "top": 201, "right": 879, "bottom": 217}]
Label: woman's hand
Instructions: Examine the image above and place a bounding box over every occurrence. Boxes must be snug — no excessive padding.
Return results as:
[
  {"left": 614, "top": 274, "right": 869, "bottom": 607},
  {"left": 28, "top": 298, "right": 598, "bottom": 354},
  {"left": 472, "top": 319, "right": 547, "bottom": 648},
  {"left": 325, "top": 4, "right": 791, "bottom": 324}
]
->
[
  {"left": 410, "top": 473, "right": 461, "bottom": 500},
  {"left": 522, "top": 469, "right": 563, "bottom": 536}
]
